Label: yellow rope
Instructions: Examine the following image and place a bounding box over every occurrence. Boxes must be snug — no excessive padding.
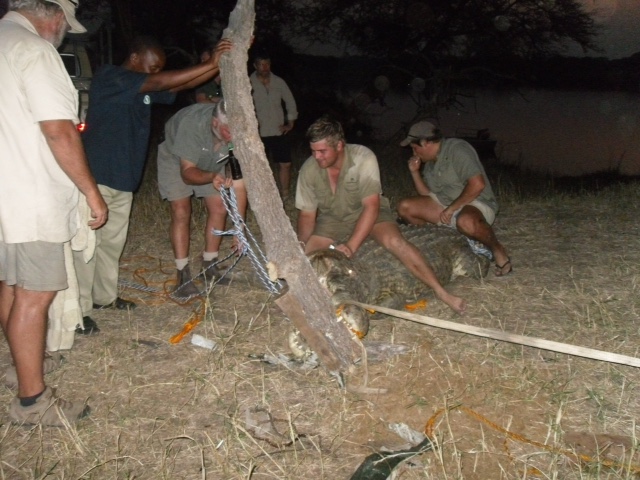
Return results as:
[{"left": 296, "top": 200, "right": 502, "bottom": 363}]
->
[
  {"left": 119, "top": 254, "right": 209, "bottom": 342},
  {"left": 425, "top": 404, "right": 640, "bottom": 476}
]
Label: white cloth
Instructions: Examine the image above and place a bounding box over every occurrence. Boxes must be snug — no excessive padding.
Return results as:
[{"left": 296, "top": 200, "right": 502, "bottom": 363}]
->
[
  {"left": 47, "top": 194, "right": 96, "bottom": 351},
  {"left": 0, "top": 12, "right": 80, "bottom": 243},
  {"left": 70, "top": 193, "right": 97, "bottom": 263},
  {"left": 47, "top": 242, "right": 80, "bottom": 351}
]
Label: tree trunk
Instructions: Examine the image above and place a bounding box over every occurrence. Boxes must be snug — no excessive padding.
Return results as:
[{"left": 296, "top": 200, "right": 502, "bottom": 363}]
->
[{"left": 219, "top": 0, "right": 358, "bottom": 373}]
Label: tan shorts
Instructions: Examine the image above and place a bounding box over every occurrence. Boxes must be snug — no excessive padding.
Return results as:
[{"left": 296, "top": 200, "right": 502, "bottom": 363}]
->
[
  {"left": 157, "top": 143, "right": 220, "bottom": 201},
  {"left": 429, "top": 193, "right": 496, "bottom": 226},
  {"left": 314, "top": 196, "right": 397, "bottom": 241},
  {"left": 0, "top": 240, "right": 67, "bottom": 291}
]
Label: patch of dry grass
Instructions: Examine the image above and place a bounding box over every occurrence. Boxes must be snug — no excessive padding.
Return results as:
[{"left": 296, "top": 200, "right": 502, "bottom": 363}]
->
[{"left": 1, "top": 138, "right": 640, "bottom": 479}]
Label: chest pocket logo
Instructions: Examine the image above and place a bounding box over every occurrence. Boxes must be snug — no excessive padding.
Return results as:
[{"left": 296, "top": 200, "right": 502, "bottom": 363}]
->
[{"left": 143, "top": 95, "right": 151, "bottom": 105}]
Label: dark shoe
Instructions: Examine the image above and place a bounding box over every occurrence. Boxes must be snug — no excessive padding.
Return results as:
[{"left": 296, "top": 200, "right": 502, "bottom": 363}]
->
[
  {"left": 9, "top": 386, "right": 90, "bottom": 426},
  {"left": 173, "top": 266, "right": 201, "bottom": 298},
  {"left": 201, "top": 259, "right": 230, "bottom": 285},
  {"left": 75, "top": 316, "right": 100, "bottom": 335},
  {"left": 5, "top": 352, "right": 65, "bottom": 389},
  {"left": 201, "top": 259, "right": 221, "bottom": 282},
  {"left": 93, "top": 297, "right": 137, "bottom": 310}
]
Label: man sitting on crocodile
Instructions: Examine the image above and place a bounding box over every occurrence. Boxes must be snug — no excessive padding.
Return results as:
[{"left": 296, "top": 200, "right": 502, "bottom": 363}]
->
[{"left": 295, "top": 116, "right": 467, "bottom": 314}]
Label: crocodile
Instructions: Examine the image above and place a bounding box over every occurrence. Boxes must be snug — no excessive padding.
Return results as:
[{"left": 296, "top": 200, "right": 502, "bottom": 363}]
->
[{"left": 289, "top": 224, "right": 490, "bottom": 358}]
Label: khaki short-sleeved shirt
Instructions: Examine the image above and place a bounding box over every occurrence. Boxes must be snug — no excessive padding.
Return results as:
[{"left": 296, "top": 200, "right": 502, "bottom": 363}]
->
[
  {"left": 296, "top": 144, "right": 395, "bottom": 239},
  {"left": 0, "top": 13, "right": 80, "bottom": 243},
  {"left": 422, "top": 138, "right": 498, "bottom": 213}
]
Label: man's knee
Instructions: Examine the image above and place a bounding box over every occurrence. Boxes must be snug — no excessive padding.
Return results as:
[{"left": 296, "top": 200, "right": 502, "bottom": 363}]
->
[
  {"left": 374, "top": 227, "right": 405, "bottom": 252},
  {"left": 456, "top": 208, "right": 487, "bottom": 234},
  {"left": 170, "top": 200, "right": 191, "bottom": 223},
  {"left": 203, "top": 195, "right": 226, "bottom": 217},
  {"left": 396, "top": 198, "right": 415, "bottom": 219}
]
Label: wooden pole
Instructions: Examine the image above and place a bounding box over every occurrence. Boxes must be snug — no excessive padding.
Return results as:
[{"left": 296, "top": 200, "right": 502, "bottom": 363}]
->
[
  {"left": 219, "top": 0, "right": 358, "bottom": 372},
  {"left": 349, "top": 301, "right": 640, "bottom": 368}
]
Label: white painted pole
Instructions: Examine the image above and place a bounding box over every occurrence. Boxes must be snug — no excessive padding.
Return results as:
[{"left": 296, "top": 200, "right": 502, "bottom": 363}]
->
[{"left": 349, "top": 301, "right": 640, "bottom": 368}]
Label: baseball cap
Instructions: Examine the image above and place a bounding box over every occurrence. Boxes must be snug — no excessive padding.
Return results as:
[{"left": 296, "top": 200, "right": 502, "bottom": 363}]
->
[
  {"left": 47, "top": 0, "right": 86, "bottom": 34},
  {"left": 399, "top": 120, "right": 439, "bottom": 146}
]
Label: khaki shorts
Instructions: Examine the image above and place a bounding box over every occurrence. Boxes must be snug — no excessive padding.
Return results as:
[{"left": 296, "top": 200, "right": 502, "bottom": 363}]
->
[
  {"left": 0, "top": 240, "right": 67, "bottom": 291},
  {"left": 429, "top": 193, "right": 496, "bottom": 226},
  {"left": 314, "top": 196, "right": 397, "bottom": 241},
  {"left": 157, "top": 143, "right": 219, "bottom": 201}
]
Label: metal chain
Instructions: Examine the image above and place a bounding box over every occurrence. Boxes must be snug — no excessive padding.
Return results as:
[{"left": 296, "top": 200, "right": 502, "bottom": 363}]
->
[
  {"left": 218, "top": 187, "right": 283, "bottom": 294},
  {"left": 118, "top": 186, "right": 282, "bottom": 298}
]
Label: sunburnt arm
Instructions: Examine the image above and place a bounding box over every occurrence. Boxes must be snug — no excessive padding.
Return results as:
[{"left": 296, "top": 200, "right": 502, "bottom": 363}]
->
[
  {"left": 341, "top": 194, "right": 379, "bottom": 256},
  {"left": 297, "top": 210, "right": 317, "bottom": 245},
  {"left": 439, "top": 174, "right": 486, "bottom": 224},
  {"left": 40, "top": 119, "right": 107, "bottom": 229},
  {"left": 180, "top": 160, "right": 227, "bottom": 188}
]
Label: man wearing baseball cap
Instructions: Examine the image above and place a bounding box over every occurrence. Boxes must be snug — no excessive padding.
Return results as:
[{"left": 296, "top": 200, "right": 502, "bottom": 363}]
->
[
  {"left": 397, "top": 121, "right": 512, "bottom": 276},
  {"left": 0, "top": 0, "right": 107, "bottom": 425},
  {"left": 48, "top": 0, "right": 86, "bottom": 34}
]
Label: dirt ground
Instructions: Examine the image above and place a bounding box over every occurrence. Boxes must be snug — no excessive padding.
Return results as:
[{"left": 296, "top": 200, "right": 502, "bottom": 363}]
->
[{"left": 2, "top": 144, "right": 640, "bottom": 479}]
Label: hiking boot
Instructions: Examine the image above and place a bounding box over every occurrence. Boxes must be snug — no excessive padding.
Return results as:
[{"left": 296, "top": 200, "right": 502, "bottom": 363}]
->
[
  {"left": 201, "top": 259, "right": 221, "bottom": 282},
  {"left": 9, "top": 386, "right": 90, "bottom": 426},
  {"left": 173, "top": 266, "right": 201, "bottom": 298},
  {"left": 5, "top": 352, "right": 65, "bottom": 389},
  {"left": 75, "top": 316, "right": 100, "bottom": 335},
  {"left": 201, "top": 260, "right": 230, "bottom": 285},
  {"left": 93, "top": 297, "right": 136, "bottom": 310}
]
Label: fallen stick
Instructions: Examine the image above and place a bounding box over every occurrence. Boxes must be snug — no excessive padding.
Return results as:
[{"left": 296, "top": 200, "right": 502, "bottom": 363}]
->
[{"left": 347, "top": 301, "right": 640, "bottom": 368}]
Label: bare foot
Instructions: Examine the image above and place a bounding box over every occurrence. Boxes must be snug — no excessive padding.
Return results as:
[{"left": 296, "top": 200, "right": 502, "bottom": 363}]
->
[{"left": 437, "top": 291, "right": 467, "bottom": 315}]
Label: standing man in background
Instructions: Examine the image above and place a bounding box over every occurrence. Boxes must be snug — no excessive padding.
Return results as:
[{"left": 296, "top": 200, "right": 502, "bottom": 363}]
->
[
  {"left": 250, "top": 50, "right": 298, "bottom": 200},
  {"left": 74, "top": 36, "right": 231, "bottom": 334},
  {"left": 0, "top": 0, "right": 107, "bottom": 425}
]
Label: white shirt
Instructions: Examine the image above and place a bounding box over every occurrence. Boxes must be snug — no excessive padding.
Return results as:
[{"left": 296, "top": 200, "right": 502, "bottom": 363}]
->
[
  {"left": 250, "top": 71, "right": 298, "bottom": 137},
  {"left": 0, "top": 12, "right": 80, "bottom": 243}
]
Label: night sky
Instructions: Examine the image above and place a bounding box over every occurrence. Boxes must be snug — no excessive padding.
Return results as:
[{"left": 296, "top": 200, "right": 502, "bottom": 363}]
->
[
  {"left": 0, "top": 0, "right": 637, "bottom": 59},
  {"left": 575, "top": 0, "right": 640, "bottom": 58}
]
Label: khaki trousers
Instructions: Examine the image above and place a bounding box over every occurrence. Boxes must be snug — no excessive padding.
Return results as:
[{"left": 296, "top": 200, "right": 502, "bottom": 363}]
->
[{"left": 73, "top": 185, "right": 133, "bottom": 314}]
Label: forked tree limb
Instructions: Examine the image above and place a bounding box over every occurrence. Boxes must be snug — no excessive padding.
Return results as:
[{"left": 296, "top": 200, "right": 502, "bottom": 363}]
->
[
  {"left": 219, "top": 0, "right": 358, "bottom": 372},
  {"left": 349, "top": 302, "right": 640, "bottom": 368}
]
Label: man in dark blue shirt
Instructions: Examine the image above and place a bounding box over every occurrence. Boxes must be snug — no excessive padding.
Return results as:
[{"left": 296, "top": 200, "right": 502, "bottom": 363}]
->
[{"left": 74, "top": 36, "right": 231, "bottom": 334}]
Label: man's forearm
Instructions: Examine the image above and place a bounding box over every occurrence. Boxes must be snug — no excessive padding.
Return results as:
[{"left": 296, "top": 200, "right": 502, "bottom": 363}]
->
[
  {"left": 181, "top": 165, "right": 216, "bottom": 185},
  {"left": 346, "top": 198, "right": 379, "bottom": 253},
  {"left": 40, "top": 120, "right": 100, "bottom": 198},
  {"left": 412, "top": 171, "right": 430, "bottom": 196},
  {"left": 448, "top": 175, "right": 485, "bottom": 211},
  {"left": 174, "top": 67, "right": 221, "bottom": 92},
  {"left": 297, "top": 211, "right": 317, "bottom": 244},
  {"left": 41, "top": 119, "right": 108, "bottom": 228},
  {"left": 142, "top": 64, "right": 219, "bottom": 93}
]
